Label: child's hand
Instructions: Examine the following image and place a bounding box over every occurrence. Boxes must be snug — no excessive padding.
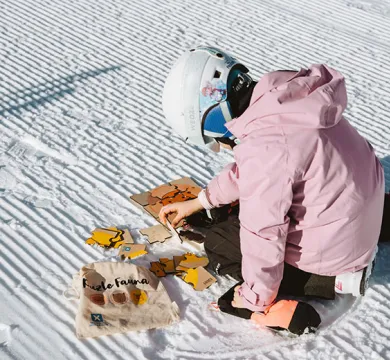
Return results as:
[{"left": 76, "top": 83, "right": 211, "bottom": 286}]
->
[
  {"left": 231, "top": 286, "right": 245, "bottom": 308},
  {"left": 159, "top": 198, "right": 204, "bottom": 228}
]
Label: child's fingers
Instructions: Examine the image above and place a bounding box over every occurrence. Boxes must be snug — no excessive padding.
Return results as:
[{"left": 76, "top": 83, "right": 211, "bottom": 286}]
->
[
  {"left": 159, "top": 205, "right": 176, "bottom": 224},
  {"left": 171, "top": 213, "right": 183, "bottom": 228}
]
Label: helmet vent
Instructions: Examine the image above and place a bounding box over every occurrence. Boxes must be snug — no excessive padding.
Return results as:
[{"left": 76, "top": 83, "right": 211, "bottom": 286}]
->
[
  {"left": 216, "top": 53, "right": 223, "bottom": 58},
  {"left": 214, "top": 70, "right": 221, "bottom": 79}
]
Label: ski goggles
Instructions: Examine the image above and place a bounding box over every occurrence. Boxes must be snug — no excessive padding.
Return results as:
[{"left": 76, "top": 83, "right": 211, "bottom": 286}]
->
[
  {"left": 202, "top": 101, "right": 234, "bottom": 139},
  {"left": 186, "top": 100, "right": 234, "bottom": 153}
]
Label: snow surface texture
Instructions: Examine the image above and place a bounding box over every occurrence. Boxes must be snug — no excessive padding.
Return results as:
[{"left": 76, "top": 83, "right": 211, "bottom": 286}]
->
[{"left": 0, "top": 0, "right": 390, "bottom": 359}]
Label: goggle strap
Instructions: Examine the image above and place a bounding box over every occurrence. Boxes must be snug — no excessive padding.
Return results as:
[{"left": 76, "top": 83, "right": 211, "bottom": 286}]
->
[{"left": 220, "top": 101, "right": 233, "bottom": 123}]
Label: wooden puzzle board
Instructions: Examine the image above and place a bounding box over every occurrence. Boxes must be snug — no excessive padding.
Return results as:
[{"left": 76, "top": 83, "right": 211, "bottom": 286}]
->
[{"left": 130, "top": 177, "right": 202, "bottom": 241}]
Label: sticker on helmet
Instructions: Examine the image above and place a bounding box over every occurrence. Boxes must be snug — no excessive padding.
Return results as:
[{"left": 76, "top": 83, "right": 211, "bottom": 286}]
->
[{"left": 199, "top": 78, "right": 227, "bottom": 119}]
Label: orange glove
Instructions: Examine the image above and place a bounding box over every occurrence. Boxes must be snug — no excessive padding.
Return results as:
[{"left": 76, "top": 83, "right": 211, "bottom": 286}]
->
[
  {"left": 251, "top": 300, "right": 321, "bottom": 335},
  {"left": 218, "top": 283, "right": 321, "bottom": 335}
]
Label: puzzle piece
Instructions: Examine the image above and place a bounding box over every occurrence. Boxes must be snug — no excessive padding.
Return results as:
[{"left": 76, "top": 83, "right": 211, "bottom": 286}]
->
[
  {"left": 147, "top": 194, "right": 161, "bottom": 206},
  {"left": 175, "top": 184, "right": 201, "bottom": 197},
  {"left": 118, "top": 244, "right": 147, "bottom": 259},
  {"left": 159, "top": 258, "right": 176, "bottom": 273},
  {"left": 174, "top": 184, "right": 189, "bottom": 192},
  {"left": 161, "top": 189, "right": 181, "bottom": 199},
  {"left": 188, "top": 186, "right": 201, "bottom": 196},
  {"left": 140, "top": 225, "right": 172, "bottom": 244},
  {"left": 173, "top": 255, "right": 186, "bottom": 269},
  {"left": 86, "top": 227, "right": 125, "bottom": 248},
  {"left": 161, "top": 191, "right": 196, "bottom": 206},
  {"left": 104, "top": 227, "right": 128, "bottom": 248},
  {"left": 182, "top": 267, "right": 217, "bottom": 291},
  {"left": 130, "top": 192, "right": 150, "bottom": 206},
  {"left": 145, "top": 202, "right": 164, "bottom": 218},
  {"left": 170, "top": 177, "right": 199, "bottom": 187},
  {"left": 150, "top": 184, "right": 177, "bottom": 198},
  {"left": 122, "top": 229, "right": 134, "bottom": 244},
  {"left": 91, "top": 228, "right": 118, "bottom": 246},
  {"left": 176, "top": 253, "right": 209, "bottom": 271},
  {"left": 85, "top": 238, "right": 97, "bottom": 246},
  {"left": 167, "top": 212, "right": 185, "bottom": 229},
  {"left": 149, "top": 262, "right": 167, "bottom": 277}
]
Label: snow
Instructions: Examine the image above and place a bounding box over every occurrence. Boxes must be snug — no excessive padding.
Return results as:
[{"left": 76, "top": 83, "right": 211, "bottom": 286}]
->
[{"left": 0, "top": 0, "right": 389, "bottom": 358}]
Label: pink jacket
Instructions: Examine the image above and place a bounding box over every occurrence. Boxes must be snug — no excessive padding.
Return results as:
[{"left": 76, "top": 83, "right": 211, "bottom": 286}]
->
[{"left": 200, "top": 65, "right": 384, "bottom": 312}]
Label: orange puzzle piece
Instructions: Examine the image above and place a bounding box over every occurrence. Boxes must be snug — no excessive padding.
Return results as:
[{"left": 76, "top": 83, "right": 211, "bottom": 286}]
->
[
  {"left": 159, "top": 258, "right": 176, "bottom": 273},
  {"left": 150, "top": 185, "right": 177, "bottom": 199},
  {"left": 149, "top": 262, "right": 167, "bottom": 277}
]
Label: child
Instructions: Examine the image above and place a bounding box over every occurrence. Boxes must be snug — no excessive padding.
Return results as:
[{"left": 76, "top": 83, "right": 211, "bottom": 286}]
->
[{"left": 159, "top": 46, "right": 386, "bottom": 333}]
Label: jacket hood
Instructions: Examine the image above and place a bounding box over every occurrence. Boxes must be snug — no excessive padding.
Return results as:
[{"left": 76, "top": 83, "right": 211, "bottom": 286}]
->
[{"left": 226, "top": 64, "right": 348, "bottom": 138}]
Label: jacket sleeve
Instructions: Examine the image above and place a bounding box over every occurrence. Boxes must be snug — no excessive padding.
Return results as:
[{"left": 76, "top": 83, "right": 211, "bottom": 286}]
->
[
  {"left": 237, "top": 147, "right": 293, "bottom": 312},
  {"left": 202, "top": 162, "right": 240, "bottom": 208}
]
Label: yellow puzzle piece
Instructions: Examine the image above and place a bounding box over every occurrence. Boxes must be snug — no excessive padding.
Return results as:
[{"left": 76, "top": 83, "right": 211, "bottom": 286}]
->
[
  {"left": 182, "top": 267, "right": 216, "bottom": 291},
  {"left": 176, "top": 253, "right": 209, "bottom": 271},
  {"left": 118, "top": 244, "right": 148, "bottom": 259},
  {"left": 86, "top": 227, "right": 125, "bottom": 248}
]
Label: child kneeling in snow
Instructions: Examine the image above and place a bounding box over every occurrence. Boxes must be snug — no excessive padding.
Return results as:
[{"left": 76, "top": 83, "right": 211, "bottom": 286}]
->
[{"left": 159, "top": 46, "right": 387, "bottom": 334}]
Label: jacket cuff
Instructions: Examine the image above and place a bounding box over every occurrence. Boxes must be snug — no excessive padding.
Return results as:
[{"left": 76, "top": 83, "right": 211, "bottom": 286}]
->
[
  {"left": 197, "top": 189, "right": 215, "bottom": 210},
  {"left": 238, "top": 283, "right": 269, "bottom": 312}
]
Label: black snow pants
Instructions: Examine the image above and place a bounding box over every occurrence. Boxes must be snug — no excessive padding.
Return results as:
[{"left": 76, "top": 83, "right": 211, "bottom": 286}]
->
[{"left": 203, "top": 215, "right": 337, "bottom": 300}]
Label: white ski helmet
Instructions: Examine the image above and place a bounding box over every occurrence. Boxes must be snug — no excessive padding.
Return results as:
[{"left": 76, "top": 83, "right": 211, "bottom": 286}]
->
[{"left": 162, "top": 46, "right": 250, "bottom": 152}]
